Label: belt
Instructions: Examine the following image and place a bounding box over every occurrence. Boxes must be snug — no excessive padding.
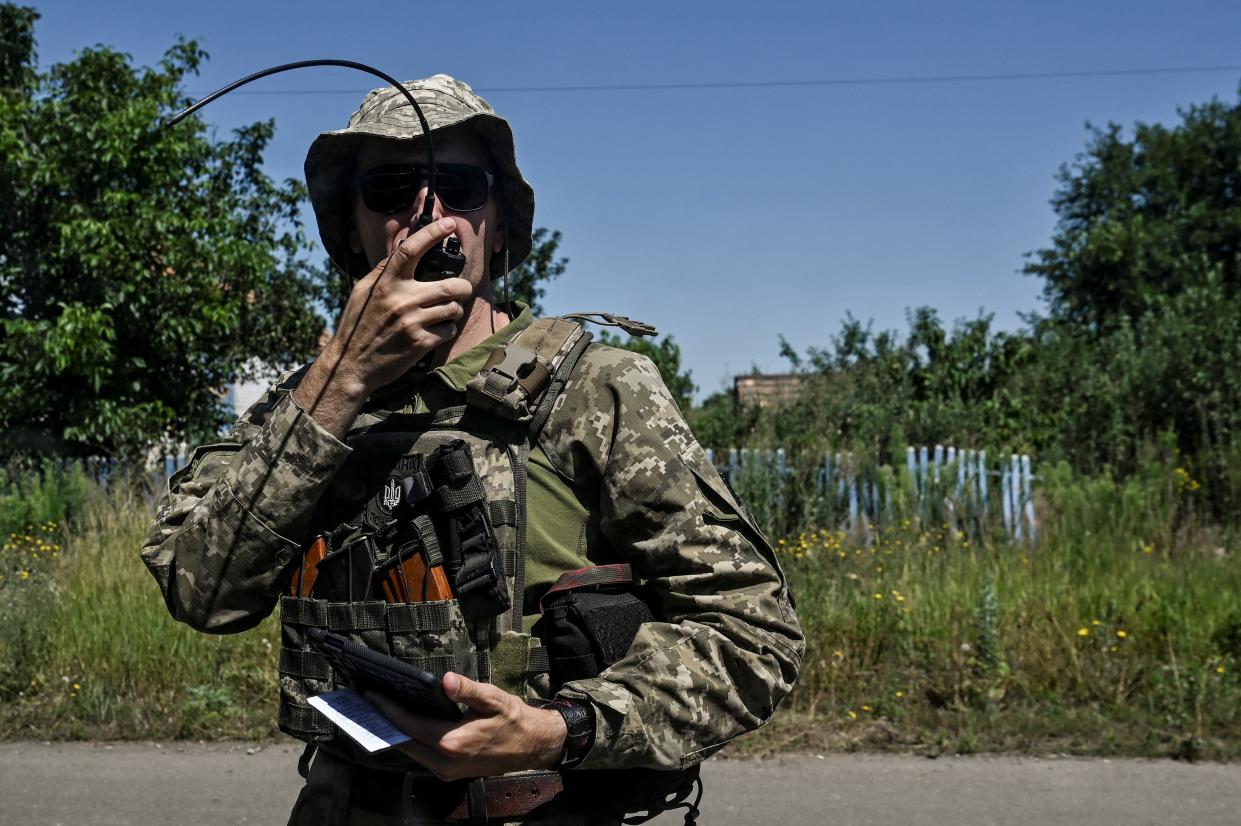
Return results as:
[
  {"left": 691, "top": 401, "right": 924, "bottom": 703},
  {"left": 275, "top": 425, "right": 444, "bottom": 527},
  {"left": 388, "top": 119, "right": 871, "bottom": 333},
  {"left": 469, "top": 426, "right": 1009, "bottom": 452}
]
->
[
  {"left": 312, "top": 747, "right": 567, "bottom": 823},
  {"left": 410, "top": 771, "right": 565, "bottom": 822}
]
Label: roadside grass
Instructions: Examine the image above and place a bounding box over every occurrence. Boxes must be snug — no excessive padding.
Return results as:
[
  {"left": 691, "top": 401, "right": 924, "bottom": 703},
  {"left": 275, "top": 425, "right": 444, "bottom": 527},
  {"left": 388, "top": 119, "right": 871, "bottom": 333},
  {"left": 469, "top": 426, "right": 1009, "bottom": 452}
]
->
[
  {"left": 0, "top": 471, "right": 279, "bottom": 740},
  {"left": 743, "top": 460, "right": 1241, "bottom": 760},
  {"left": 1, "top": 459, "right": 1239, "bottom": 758}
]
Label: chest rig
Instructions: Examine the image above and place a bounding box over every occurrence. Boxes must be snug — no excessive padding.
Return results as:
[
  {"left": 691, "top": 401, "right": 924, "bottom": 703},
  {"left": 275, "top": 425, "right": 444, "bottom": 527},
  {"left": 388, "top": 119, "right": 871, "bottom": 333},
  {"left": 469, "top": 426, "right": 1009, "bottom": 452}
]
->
[{"left": 277, "top": 317, "right": 600, "bottom": 767}]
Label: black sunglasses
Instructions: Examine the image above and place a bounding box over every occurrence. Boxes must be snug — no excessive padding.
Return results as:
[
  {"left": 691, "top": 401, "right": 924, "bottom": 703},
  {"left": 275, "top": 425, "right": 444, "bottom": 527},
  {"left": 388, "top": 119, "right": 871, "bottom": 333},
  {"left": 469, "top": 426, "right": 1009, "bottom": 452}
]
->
[{"left": 357, "top": 162, "right": 496, "bottom": 215}]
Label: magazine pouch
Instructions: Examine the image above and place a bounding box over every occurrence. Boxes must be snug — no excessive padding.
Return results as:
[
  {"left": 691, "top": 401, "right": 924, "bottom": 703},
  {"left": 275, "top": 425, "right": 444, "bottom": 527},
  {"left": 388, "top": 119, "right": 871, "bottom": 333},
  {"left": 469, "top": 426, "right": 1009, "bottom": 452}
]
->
[{"left": 277, "top": 594, "right": 475, "bottom": 770}]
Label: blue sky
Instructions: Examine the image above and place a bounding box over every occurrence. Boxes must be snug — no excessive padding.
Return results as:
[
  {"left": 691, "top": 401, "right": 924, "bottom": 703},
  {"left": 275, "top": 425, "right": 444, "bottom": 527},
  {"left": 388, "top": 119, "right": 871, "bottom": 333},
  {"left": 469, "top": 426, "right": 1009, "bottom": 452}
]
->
[{"left": 29, "top": 1, "right": 1241, "bottom": 400}]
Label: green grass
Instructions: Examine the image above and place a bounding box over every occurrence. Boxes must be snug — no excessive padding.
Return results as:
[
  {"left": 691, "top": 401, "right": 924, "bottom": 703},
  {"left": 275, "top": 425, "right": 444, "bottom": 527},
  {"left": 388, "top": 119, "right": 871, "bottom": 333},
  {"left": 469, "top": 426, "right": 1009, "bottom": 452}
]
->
[
  {"left": 745, "top": 461, "right": 1241, "bottom": 759},
  {"left": 0, "top": 475, "right": 280, "bottom": 739},
  {"left": 1, "top": 460, "right": 1239, "bottom": 758}
]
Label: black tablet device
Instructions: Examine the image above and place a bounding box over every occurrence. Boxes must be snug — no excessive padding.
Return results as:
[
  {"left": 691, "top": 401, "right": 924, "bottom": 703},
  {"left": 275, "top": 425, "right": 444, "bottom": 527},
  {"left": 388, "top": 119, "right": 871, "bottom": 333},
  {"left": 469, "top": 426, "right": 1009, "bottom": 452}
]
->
[{"left": 307, "top": 627, "right": 462, "bottom": 721}]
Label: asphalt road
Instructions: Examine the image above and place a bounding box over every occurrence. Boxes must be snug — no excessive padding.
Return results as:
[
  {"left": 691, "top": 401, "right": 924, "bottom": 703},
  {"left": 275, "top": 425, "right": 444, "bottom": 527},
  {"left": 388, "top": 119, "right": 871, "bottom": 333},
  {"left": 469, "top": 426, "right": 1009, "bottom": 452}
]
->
[{"left": 2, "top": 741, "right": 1240, "bottom": 825}]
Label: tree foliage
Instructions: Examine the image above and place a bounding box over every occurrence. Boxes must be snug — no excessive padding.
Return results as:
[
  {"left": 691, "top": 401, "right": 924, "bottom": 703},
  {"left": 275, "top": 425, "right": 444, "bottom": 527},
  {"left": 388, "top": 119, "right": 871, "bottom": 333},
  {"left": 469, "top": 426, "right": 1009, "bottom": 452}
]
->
[
  {"left": 499, "top": 226, "right": 697, "bottom": 412},
  {"left": 691, "top": 88, "right": 1241, "bottom": 523},
  {"left": 718, "top": 309, "right": 1033, "bottom": 459},
  {"left": 506, "top": 227, "right": 567, "bottom": 317},
  {"left": 1025, "top": 93, "right": 1241, "bottom": 333},
  {"left": 0, "top": 5, "right": 323, "bottom": 459}
]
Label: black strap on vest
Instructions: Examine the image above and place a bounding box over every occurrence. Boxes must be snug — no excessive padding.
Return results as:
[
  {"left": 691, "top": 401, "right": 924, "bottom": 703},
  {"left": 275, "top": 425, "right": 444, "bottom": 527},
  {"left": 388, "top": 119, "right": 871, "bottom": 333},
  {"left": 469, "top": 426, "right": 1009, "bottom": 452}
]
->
[{"left": 427, "top": 440, "right": 510, "bottom": 622}]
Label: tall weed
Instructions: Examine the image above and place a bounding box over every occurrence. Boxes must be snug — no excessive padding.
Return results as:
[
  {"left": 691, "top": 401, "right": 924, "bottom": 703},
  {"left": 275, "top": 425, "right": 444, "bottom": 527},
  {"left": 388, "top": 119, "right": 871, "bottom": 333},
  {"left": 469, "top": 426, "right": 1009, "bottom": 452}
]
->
[
  {"left": 770, "top": 458, "right": 1241, "bottom": 758},
  {"left": 0, "top": 478, "right": 278, "bottom": 739}
]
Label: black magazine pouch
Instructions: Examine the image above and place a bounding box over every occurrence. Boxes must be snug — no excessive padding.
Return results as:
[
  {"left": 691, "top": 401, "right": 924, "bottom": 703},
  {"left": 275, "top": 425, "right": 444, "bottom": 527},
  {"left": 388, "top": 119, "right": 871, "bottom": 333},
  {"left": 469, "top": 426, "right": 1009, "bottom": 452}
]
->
[
  {"left": 427, "top": 439, "right": 510, "bottom": 621},
  {"left": 535, "top": 564, "right": 702, "bottom": 825},
  {"left": 540, "top": 593, "right": 655, "bottom": 687},
  {"left": 535, "top": 562, "right": 654, "bottom": 688}
]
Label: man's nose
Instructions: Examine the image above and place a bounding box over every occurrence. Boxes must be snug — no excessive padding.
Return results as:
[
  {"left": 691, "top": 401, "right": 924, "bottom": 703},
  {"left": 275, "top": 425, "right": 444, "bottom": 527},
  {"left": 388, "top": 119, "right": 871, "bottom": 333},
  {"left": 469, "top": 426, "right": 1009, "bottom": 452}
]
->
[{"left": 410, "top": 182, "right": 445, "bottom": 225}]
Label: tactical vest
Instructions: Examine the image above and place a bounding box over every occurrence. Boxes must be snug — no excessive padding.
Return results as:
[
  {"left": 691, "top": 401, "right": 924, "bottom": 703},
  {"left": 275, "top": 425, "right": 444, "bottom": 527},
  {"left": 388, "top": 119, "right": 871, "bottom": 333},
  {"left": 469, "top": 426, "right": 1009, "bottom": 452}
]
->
[{"left": 277, "top": 317, "right": 595, "bottom": 770}]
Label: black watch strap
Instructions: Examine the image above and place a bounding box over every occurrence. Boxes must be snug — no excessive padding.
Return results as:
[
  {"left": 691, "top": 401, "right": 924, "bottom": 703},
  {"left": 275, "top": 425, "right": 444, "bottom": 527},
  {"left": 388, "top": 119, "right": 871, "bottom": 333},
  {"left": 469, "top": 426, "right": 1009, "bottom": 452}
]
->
[{"left": 543, "top": 698, "right": 595, "bottom": 769}]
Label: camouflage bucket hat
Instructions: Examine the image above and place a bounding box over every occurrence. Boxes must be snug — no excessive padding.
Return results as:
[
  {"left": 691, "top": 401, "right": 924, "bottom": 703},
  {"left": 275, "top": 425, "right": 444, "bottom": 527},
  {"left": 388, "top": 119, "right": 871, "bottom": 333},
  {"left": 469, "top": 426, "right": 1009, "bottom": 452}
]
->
[{"left": 304, "top": 74, "right": 535, "bottom": 280}]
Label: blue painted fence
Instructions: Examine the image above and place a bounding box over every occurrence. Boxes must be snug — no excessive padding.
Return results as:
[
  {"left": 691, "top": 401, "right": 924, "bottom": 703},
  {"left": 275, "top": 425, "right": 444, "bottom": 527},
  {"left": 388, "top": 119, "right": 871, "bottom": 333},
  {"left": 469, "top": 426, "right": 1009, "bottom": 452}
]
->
[{"left": 705, "top": 445, "right": 1037, "bottom": 542}]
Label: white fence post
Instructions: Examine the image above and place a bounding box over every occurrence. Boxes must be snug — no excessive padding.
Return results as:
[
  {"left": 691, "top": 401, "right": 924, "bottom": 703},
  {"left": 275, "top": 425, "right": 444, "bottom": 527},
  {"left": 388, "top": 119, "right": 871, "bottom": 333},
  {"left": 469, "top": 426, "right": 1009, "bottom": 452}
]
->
[
  {"left": 1021, "top": 454, "right": 1037, "bottom": 543},
  {"left": 706, "top": 443, "right": 1035, "bottom": 543}
]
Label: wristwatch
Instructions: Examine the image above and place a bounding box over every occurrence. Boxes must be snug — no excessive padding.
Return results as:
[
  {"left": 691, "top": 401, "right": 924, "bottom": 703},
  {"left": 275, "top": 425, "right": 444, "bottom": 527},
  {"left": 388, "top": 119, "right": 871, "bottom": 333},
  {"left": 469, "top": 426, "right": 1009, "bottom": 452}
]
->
[{"left": 540, "top": 698, "right": 596, "bottom": 769}]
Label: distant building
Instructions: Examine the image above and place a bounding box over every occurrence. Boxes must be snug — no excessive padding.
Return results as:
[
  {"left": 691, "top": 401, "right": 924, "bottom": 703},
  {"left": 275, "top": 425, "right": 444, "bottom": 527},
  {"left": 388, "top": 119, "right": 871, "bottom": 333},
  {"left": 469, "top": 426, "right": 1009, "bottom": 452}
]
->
[{"left": 733, "top": 372, "right": 802, "bottom": 408}]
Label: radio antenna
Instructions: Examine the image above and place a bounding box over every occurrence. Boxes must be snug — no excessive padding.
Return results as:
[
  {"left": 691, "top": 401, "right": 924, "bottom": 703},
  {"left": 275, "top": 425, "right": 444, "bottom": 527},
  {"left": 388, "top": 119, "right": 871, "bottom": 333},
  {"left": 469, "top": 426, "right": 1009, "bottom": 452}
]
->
[{"left": 166, "top": 59, "right": 442, "bottom": 232}]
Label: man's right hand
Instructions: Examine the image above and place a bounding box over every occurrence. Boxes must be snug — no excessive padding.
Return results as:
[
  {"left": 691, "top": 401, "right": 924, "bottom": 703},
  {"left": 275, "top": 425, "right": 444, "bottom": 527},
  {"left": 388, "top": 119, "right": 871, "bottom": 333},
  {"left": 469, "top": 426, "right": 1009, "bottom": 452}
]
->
[{"left": 292, "top": 216, "right": 472, "bottom": 439}]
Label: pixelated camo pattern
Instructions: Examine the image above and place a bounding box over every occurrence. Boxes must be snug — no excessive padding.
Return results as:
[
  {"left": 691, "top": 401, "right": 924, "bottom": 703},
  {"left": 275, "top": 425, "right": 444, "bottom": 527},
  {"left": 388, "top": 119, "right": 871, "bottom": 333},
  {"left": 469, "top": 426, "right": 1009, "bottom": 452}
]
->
[
  {"left": 141, "top": 367, "right": 347, "bottom": 635},
  {"left": 140, "top": 337, "right": 803, "bottom": 774},
  {"left": 346, "top": 75, "right": 497, "bottom": 137},
  {"left": 541, "top": 343, "right": 804, "bottom": 770},
  {"left": 140, "top": 368, "right": 533, "bottom": 766}
]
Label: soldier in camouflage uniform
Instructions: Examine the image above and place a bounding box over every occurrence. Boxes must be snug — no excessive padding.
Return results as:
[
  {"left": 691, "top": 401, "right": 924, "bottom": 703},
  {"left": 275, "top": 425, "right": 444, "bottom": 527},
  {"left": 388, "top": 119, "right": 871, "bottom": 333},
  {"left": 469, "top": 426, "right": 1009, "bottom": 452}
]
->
[{"left": 141, "top": 75, "right": 803, "bottom": 825}]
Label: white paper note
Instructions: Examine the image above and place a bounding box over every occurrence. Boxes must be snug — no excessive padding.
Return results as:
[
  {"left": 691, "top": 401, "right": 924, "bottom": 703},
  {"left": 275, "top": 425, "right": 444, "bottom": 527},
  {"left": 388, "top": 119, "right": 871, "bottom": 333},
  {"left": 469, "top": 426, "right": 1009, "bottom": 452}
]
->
[{"left": 307, "top": 689, "right": 411, "bottom": 753}]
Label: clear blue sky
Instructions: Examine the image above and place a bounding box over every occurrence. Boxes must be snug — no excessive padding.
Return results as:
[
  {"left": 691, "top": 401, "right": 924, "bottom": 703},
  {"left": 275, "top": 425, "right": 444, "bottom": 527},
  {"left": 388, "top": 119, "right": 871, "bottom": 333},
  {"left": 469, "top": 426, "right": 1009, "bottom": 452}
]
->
[{"left": 29, "top": 1, "right": 1241, "bottom": 400}]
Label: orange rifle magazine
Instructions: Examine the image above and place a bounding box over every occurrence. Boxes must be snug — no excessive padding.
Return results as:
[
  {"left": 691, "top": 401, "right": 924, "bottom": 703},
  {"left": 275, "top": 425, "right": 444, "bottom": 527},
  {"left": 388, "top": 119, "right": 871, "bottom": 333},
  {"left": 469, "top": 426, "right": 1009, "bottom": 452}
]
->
[
  {"left": 291, "top": 534, "right": 328, "bottom": 597},
  {"left": 379, "top": 546, "right": 453, "bottom": 603}
]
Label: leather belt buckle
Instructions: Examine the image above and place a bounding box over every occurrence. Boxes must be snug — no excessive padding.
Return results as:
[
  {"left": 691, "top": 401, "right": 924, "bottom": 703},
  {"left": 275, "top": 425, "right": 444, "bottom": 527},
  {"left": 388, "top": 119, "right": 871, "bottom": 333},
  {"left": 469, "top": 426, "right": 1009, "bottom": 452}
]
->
[{"left": 446, "top": 771, "right": 565, "bottom": 822}]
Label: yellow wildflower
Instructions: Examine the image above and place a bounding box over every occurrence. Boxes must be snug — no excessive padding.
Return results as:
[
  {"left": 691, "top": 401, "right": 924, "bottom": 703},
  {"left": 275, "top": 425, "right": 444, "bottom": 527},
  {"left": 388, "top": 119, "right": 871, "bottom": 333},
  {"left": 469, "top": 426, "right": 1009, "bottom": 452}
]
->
[
  {"left": 1077, "top": 627, "right": 1089, "bottom": 637},
  {"left": 1218, "top": 666, "right": 1226, "bottom": 674},
  {"left": 873, "top": 593, "right": 883, "bottom": 600},
  {"left": 846, "top": 710, "right": 857, "bottom": 720},
  {"left": 861, "top": 705, "right": 872, "bottom": 712},
  {"left": 833, "top": 650, "right": 844, "bottom": 658},
  {"left": 895, "top": 691, "right": 904, "bottom": 698},
  {"left": 1116, "top": 630, "right": 1127, "bottom": 639}
]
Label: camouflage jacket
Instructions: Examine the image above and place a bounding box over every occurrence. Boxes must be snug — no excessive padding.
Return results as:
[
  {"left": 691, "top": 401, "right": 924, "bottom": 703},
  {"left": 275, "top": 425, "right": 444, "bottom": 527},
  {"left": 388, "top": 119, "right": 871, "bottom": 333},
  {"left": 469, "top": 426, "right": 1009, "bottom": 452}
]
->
[{"left": 140, "top": 315, "right": 803, "bottom": 771}]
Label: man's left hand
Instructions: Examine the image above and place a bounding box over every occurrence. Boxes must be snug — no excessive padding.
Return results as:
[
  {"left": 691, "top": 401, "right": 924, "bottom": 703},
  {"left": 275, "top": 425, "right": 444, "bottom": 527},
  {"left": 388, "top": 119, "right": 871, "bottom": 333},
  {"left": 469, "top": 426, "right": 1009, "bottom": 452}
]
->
[{"left": 366, "top": 673, "right": 568, "bottom": 780}]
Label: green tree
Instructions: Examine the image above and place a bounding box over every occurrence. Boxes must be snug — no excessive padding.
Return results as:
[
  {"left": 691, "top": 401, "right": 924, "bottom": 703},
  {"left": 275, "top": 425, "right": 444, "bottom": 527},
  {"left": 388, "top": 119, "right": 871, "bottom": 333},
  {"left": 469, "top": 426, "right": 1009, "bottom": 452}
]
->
[
  {"left": 486, "top": 224, "right": 698, "bottom": 412},
  {"left": 506, "top": 227, "right": 568, "bottom": 317},
  {"left": 1024, "top": 92, "right": 1241, "bottom": 333},
  {"left": 0, "top": 6, "right": 323, "bottom": 459},
  {"left": 686, "top": 390, "right": 759, "bottom": 450},
  {"left": 766, "top": 309, "right": 1033, "bottom": 459},
  {"left": 1020, "top": 91, "right": 1241, "bottom": 518}
]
